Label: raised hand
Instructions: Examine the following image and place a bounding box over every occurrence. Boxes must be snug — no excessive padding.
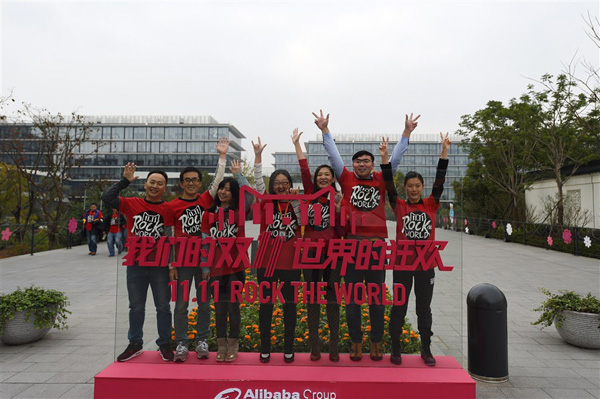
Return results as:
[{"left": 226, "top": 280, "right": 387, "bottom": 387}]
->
[
  {"left": 123, "top": 162, "right": 139, "bottom": 183},
  {"left": 290, "top": 187, "right": 299, "bottom": 195},
  {"left": 440, "top": 132, "right": 451, "bottom": 159},
  {"left": 252, "top": 137, "right": 267, "bottom": 156},
  {"left": 312, "top": 109, "right": 330, "bottom": 134},
  {"left": 291, "top": 128, "right": 303, "bottom": 146},
  {"left": 379, "top": 136, "right": 390, "bottom": 157},
  {"left": 403, "top": 113, "right": 421, "bottom": 136},
  {"left": 216, "top": 137, "right": 230, "bottom": 156},
  {"left": 230, "top": 159, "right": 242, "bottom": 175}
]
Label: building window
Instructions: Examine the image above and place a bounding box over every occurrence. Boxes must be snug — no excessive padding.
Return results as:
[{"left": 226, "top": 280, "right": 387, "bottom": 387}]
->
[
  {"left": 134, "top": 127, "right": 147, "bottom": 139},
  {"left": 151, "top": 127, "right": 165, "bottom": 140}
]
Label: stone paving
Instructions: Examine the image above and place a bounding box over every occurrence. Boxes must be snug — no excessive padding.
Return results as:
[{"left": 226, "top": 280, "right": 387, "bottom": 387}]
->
[{"left": 1, "top": 223, "right": 599, "bottom": 398}]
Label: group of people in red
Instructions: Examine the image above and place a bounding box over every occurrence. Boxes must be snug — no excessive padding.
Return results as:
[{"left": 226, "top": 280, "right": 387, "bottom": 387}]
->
[{"left": 101, "top": 110, "right": 451, "bottom": 369}]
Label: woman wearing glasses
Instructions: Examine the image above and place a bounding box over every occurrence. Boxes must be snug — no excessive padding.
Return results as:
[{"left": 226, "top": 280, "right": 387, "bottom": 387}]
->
[{"left": 253, "top": 137, "right": 302, "bottom": 363}]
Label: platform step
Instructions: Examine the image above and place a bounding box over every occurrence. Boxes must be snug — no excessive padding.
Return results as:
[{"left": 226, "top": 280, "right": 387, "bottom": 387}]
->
[{"left": 95, "top": 351, "right": 475, "bottom": 399}]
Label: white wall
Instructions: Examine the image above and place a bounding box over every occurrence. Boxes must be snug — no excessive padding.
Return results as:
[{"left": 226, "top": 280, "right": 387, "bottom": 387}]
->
[{"left": 525, "top": 173, "right": 600, "bottom": 229}]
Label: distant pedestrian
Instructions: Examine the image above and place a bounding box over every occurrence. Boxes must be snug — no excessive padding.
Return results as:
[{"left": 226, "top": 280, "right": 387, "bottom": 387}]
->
[
  {"left": 83, "top": 203, "right": 103, "bottom": 255},
  {"left": 104, "top": 208, "right": 125, "bottom": 257},
  {"left": 120, "top": 214, "right": 128, "bottom": 252}
]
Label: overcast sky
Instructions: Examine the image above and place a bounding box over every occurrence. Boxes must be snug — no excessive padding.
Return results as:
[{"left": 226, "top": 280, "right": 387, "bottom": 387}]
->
[{"left": 2, "top": 0, "right": 598, "bottom": 165}]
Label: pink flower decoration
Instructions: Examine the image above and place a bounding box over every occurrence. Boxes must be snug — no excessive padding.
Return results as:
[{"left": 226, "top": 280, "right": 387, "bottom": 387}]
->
[
  {"left": 562, "top": 229, "right": 572, "bottom": 245},
  {"left": 547, "top": 236, "right": 553, "bottom": 246},
  {"left": 492, "top": 221, "right": 496, "bottom": 229},
  {"left": 68, "top": 218, "right": 78, "bottom": 234},
  {"left": 464, "top": 218, "right": 468, "bottom": 226},
  {"left": 1, "top": 227, "right": 12, "bottom": 241}
]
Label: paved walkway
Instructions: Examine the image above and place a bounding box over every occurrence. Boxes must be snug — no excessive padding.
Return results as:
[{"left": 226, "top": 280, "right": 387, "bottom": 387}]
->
[{"left": 1, "top": 224, "right": 599, "bottom": 399}]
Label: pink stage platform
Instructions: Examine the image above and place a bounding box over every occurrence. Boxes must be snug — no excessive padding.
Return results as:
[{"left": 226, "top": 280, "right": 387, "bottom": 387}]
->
[{"left": 94, "top": 351, "right": 475, "bottom": 399}]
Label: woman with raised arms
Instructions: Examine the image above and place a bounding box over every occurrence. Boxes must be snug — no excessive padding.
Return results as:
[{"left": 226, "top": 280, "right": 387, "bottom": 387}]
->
[
  {"left": 380, "top": 132, "right": 451, "bottom": 366},
  {"left": 253, "top": 137, "right": 302, "bottom": 363},
  {"left": 291, "top": 128, "right": 344, "bottom": 362},
  {"left": 200, "top": 160, "right": 254, "bottom": 363}
]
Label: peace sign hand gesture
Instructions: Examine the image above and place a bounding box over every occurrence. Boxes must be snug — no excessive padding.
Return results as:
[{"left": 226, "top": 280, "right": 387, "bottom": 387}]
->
[
  {"left": 379, "top": 136, "right": 390, "bottom": 164},
  {"left": 440, "top": 132, "right": 451, "bottom": 159}
]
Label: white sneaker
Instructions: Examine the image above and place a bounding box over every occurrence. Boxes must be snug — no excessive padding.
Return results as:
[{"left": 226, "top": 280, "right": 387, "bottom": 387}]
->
[
  {"left": 174, "top": 342, "right": 189, "bottom": 362},
  {"left": 196, "top": 340, "right": 209, "bottom": 359}
]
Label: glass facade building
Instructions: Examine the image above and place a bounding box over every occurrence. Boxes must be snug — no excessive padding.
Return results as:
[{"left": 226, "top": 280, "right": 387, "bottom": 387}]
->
[
  {"left": 0, "top": 115, "right": 245, "bottom": 190},
  {"left": 272, "top": 133, "right": 469, "bottom": 202}
]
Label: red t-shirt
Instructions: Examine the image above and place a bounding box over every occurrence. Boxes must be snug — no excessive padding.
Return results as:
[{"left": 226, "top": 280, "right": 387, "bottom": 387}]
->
[
  {"left": 108, "top": 212, "right": 121, "bottom": 233},
  {"left": 258, "top": 200, "right": 299, "bottom": 270},
  {"left": 338, "top": 168, "right": 388, "bottom": 238},
  {"left": 299, "top": 159, "right": 341, "bottom": 244},
  {"left": 394, "top": 194, "right": 439, "bottom": 270},
  {"left": 201, "top": 208, "right": 246, "bottom": 276},
  {"left": 85, "top": 210, "right": 103, "bottom": 231},
  {"left": 169, "top": 192, "right": 214, "bottom": 237},
  {"left": 119, "top": 197, "right": 174, "bottom": 239}
]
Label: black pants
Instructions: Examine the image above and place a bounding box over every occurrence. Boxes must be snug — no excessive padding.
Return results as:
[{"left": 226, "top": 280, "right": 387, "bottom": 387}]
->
[
  {"left": 257, "top": 268, "right": 302, "bottom": 353},
  {"left": 212, "top": 271, "right": 246, "bottom": 339},
  {"left": 389, "top": 269, "right": 435, "bottom": 350},
  {"left": 344, "top": 259, "right": 386, "bottom": 344},
  {"left": 303, "top": 263, "right": 341, "bottom": 353}
]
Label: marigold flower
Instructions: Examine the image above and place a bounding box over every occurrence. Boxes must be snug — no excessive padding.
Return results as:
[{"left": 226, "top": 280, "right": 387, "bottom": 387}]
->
[
  {"left": 188, "top": 334, "right": 195, "bottom": 339},
  {"left": 404, "top": 338, "right": 409, "bottom": 343},
  {"left": 296, "top": 338, "right": 303, "bottom": 342},
  {"left": 245, "top": 335, "right": 251, "bottom": 340}
]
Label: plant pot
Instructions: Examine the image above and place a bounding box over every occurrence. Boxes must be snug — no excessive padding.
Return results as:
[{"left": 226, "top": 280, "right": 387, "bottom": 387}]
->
[
  {"left": 554, "top": 310, "right": 600, "bottom": 349},
  {"left": 0, "top": 310, "right": 55, "bottom": 345}
]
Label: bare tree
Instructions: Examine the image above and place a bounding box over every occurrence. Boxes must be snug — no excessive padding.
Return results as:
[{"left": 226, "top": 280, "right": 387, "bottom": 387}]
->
[{"left": 0, "top": 100, "right": 102, "bottom": 248}]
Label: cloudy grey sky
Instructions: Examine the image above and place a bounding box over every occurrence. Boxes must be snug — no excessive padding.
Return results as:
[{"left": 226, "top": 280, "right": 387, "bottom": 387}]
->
[{"left": 2, "top": 1, "right": 598, "bottom": 165}]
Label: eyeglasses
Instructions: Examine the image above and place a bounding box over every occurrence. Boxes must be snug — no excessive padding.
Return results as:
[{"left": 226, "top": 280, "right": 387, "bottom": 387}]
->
[
  {"left": 183, "top": 178, "right": 200, "bottom": 184},
  {"left": 273, "top": 181, "right": 290, "bottom": 187},
  {"left": 353, "top": 158, "right": 372, "bottom": 165}
]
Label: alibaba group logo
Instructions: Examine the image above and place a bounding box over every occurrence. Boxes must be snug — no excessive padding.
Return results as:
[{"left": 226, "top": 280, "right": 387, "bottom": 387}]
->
[{"left": 214, "top": 388, "right": 242, "bottom": 399}]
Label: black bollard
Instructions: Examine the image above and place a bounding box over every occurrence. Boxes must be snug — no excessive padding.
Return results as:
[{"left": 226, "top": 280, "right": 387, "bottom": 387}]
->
[{"left": 467, "top": 283, "right": 509, "bottom": 383}]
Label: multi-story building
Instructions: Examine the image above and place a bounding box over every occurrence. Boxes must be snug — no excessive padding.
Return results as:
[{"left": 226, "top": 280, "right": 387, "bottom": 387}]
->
[
  {"left": 1, "top": 115, "right": 245, "bottom": 190},
  {"left": 272, "top": 133, "right": 469, "bottom": 202}
]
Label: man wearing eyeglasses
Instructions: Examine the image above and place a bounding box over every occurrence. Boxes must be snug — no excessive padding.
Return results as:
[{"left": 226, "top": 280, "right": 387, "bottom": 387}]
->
[
  {"left": 313, "top": 110, "right": 419, "bottom": 362},
  {"left": 168, "top": 137, "right": 229, "bottom": 362}
]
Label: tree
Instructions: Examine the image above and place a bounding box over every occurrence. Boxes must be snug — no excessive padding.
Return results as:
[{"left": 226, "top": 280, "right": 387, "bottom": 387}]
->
[
  {"left": 0, "top": 100, "right": 101, "bottom": 248},
  {"left": 452, "top": 157, "right": 512, "bottom": 219},
  {"left": 527, "top": 74, "right": 600, "bottom": 225},
  {"left": 457, "top": 98, "right": 540, "bottom": 221}
]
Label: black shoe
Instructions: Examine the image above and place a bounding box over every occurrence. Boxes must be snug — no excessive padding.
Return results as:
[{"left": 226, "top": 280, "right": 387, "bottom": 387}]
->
[
  {"left": 117, "top": 343, "right": 143, "bottom": 362},
  {"left": 421, "top": 345, "right": 436, "bottom": 366},
  {"left": 283, "top": 353, "right": 295, "bottom": 363},
  {"left": 390, "top": 353, "right": 402, "bottom": 365},
  {"left": 159, "top": 345, "right": 174, "bottom": 362},
  {"left": 259, "top": 353, "right": 270, "bottom": 363}
]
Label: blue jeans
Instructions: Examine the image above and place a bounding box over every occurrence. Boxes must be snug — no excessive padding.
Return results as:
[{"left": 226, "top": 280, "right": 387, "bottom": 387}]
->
[
  {"left": 126, "top": 265, "right": 172, "bottom": 347},
  {"left": 106, "top": 231, "right": 123, "bottom": 256},
  {"left": 86, "top": 230, "right": 97, "bottom": 253},
  {"left": 173, "top": 267, "right": 211, "bottom": 344}
]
